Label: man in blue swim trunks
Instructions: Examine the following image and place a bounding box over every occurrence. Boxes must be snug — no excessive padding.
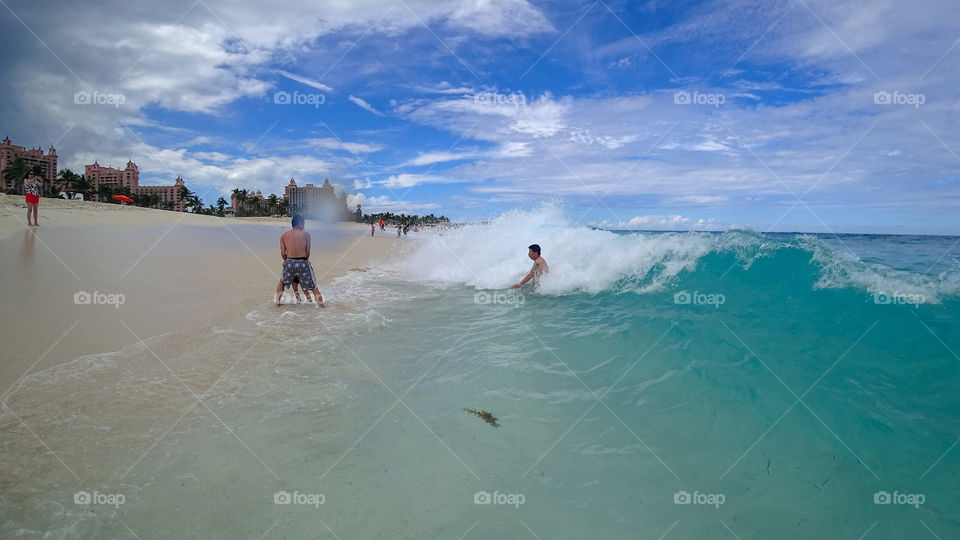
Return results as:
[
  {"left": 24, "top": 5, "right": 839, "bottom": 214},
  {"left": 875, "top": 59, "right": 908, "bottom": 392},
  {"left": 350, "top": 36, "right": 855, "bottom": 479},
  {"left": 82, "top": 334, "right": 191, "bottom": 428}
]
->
[{"left": 275, "top": 214, "right": 325, "bottom": 307}]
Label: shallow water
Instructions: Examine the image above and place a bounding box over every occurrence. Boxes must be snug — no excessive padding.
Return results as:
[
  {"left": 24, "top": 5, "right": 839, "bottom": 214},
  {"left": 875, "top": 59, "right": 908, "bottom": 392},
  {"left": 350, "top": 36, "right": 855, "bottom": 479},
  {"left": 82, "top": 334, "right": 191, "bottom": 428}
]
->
[{"left": 2, "top": 207, "right": 959, "bottom": 539}]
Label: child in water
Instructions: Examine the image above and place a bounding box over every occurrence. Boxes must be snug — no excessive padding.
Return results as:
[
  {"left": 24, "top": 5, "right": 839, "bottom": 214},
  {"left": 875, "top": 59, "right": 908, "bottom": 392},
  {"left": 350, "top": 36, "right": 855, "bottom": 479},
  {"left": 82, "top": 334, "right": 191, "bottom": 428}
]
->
[{"left": 291, "top": 278, "right": 313, "bottom": 303}]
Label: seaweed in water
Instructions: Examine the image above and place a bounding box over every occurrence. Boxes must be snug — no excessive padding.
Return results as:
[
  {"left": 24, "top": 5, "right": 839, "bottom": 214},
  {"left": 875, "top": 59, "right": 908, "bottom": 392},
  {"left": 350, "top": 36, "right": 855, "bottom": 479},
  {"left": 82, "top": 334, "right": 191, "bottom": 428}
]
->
[{"left": 464, "top": 408, "right": 500, "bottom": 428}]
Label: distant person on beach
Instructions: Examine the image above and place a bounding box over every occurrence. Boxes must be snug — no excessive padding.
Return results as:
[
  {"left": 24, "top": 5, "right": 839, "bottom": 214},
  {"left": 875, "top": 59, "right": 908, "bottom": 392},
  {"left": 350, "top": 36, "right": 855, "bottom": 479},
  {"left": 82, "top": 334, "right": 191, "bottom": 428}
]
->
[
  {"left": 380, "top": 219, "right": 385, "bottom": 231},
  {"left": 397, "top": 225, "right": 402, "bottom": 238},
  {"left": 275, "top": 215, "right": 324, "bottom": 307},
  {"left": 371, "top": 223, "right": 375, "bottom": 236},
  {"left": 24, "top": 172, "right": 42, "bottom": 227},
  {"left": 512, "top": 244, "right": 549, "bottom": 291}
]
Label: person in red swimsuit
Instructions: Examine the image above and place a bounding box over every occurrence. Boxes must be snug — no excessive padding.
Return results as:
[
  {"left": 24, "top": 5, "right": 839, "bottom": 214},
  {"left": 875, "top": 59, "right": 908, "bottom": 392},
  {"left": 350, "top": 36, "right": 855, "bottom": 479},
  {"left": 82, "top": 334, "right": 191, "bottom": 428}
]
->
[{"left": 24, "top": 172, "right": 43, "bottom": 227}]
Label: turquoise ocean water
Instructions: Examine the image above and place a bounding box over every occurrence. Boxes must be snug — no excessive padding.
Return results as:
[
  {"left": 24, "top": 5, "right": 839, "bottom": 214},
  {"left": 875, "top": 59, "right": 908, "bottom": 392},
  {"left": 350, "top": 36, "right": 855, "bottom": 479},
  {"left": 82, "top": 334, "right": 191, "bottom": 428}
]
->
[{"left": 2, "top": 205, "right": 959, "bottom": 539}]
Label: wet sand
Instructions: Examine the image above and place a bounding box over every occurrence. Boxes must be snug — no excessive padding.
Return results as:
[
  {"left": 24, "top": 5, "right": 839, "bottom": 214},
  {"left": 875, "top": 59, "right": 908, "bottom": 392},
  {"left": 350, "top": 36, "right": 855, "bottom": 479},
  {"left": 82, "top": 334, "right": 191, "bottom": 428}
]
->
[{"left": 0, "top": 194, "right": 397, "bottom": 393}]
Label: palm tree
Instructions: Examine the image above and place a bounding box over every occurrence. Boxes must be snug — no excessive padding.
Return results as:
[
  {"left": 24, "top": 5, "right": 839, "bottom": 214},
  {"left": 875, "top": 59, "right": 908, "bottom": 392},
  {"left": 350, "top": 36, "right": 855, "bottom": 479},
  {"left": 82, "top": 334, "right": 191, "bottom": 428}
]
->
[
  {"left": 97, "top": 184, "right": 114, "bottom": 202},
  {"left": 41, "top": 167, "right": 60, "bottom": 198},
  {"left": 2, "top": 158, "right": 31, "bottom": 194},
  {"left": 216, "top": 197, "right": 227, "bottom": 217},
  {"left": 65, "top": 171, "right": 92, "bottom": 200},
  {"left": 231, "top": 188, "right": 248, "bottom": 217},
  {"left": 267, "top": 194, "right": 278, "bottom": 215}
]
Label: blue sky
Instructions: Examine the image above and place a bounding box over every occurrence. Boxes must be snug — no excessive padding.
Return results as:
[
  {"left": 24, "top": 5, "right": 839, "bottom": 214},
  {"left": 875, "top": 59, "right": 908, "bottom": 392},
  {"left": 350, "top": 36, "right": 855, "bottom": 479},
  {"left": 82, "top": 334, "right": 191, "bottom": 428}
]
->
[{"left": 1, "top": 0, "right": 958, "bottom": 233}]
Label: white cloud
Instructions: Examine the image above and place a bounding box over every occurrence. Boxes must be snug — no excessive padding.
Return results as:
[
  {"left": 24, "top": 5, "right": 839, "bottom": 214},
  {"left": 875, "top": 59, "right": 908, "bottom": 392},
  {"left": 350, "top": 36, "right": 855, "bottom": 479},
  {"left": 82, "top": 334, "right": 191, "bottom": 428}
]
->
[
  {"left": 444, "top": 0, "right": 555, "bottom": 37},
  {"left": 307, "top": 137, "right": 382, "bottom": 154},
  {"left": 71, "top": 141, "right": 340, "bottom": 201},
  {"left": 379, "top": 173, "right": 465, "bottom": 189},
  {"left": 403, "top": 91, "right": 570, "bottom": 141},
  {"left": 348, "top": 95, "right": 384, "bottom": 116},
  {"left": 276, "top": 70, "right": 334, "bottom": 92},
  {"left": 405, "top": 151, "right": 480, "bottom": 166},
  {"left": 594, "top": 215, "right": 723, "bottom": 231},
  {"left": 353, "top": 178, "right": 374, "bottom": 189},
  {"left": 347, "top": 192, "right": 440, "bottom": 212}
]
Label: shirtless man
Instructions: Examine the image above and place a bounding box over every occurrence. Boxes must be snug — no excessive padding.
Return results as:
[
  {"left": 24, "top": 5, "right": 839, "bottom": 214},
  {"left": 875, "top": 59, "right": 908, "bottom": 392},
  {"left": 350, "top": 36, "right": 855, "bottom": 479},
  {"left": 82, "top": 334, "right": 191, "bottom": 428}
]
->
[
  {"left": 275, "top": 215, "right": 324, "bottom": 307},
  {"left": 512, "top": 244, "right": 549, "bottom": 290}
]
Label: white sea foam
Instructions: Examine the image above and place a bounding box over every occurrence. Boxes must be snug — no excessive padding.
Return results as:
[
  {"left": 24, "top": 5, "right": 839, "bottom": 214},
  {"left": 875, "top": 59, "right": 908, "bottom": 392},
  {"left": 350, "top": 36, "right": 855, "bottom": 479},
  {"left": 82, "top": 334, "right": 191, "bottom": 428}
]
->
[
  {"left": 392, "top": 203, "right": 720, "bottom": 294},
  {"left": 390, "top": 204, "right": 960, "bottom": 303}
]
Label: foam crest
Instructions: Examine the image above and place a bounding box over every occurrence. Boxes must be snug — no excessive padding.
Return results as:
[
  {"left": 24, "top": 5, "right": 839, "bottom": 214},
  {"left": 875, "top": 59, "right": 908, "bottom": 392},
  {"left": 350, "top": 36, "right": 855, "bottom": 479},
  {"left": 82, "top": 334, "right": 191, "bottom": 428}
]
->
[{"left": 391, "top": 204, "right": 960, "bottom": 303}]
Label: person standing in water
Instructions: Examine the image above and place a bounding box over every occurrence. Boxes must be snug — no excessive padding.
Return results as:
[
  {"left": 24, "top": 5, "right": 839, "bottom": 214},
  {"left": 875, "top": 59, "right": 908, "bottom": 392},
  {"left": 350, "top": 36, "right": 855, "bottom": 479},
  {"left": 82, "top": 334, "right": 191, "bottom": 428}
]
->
[
  {"left": 512, "top": 244, "right": 549, "bottom": 290},
  {"left": 24, "top": 172, "right": 43, "bottom": 227},
  {"left": 275, "top": 215, "right": 324, "bottom": 307}
]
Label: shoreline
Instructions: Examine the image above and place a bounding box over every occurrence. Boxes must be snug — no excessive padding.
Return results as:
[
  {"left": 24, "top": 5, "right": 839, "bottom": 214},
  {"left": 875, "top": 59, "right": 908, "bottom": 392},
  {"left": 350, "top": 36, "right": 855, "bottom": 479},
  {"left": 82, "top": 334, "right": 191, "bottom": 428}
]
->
[{"left": 0, "top": 194, "right": 400, "bottom": 391}]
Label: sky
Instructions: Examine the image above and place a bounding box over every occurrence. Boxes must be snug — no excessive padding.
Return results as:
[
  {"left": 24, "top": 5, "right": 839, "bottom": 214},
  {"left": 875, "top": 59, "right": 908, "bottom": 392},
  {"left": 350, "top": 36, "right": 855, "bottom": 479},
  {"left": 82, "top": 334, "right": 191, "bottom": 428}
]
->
[{"left": 0, "top": 0, "right": 958, "bottom": 234}]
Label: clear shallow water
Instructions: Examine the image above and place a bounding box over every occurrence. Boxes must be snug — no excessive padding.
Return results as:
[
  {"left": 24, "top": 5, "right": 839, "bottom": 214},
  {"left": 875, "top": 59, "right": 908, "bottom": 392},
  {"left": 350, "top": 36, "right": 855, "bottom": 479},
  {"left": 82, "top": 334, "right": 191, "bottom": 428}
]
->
[{"left": 2, "top": 206, "right": 960, "bottom": 539}]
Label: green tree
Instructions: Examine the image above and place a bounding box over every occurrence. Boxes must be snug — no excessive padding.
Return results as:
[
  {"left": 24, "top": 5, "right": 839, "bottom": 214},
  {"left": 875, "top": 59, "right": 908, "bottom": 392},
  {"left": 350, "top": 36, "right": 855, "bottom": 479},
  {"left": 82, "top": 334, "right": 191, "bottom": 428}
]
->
[
  {"left": 63, "top": 170, "right": 92, "bottom": 200},
  {"left": 2, "top": 158, "right": 31, "bottom": 194},
  {"left": 231, "top": 188, "right": 248, "bottom": 217},
  {"left": 97, "top": 184, "right": 114, "bottom": 202}
]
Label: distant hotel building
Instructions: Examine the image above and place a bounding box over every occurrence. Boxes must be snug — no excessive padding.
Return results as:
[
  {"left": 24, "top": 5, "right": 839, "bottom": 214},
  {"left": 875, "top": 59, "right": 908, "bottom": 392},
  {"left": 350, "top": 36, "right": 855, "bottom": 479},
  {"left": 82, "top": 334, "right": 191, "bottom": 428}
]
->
[
  {"left": 285, "top": 178, "right": 347, "bottom": 219},
  {"left": 0, "top": 136, "right": 58, "bottom": 192},
  {"left": 85, "top": 161, "right": 188, "bottom": 211}
]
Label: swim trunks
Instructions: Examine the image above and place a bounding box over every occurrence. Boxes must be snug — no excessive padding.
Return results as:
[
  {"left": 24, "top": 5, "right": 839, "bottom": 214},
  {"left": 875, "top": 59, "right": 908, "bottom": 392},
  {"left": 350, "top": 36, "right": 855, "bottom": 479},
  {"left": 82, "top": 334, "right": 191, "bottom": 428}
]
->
[
  {"left": 25, "top": 193, "right": 39, "bottom": 204},
  {"left": 281, "top": 258, "right": 317, "bottom": 291}
]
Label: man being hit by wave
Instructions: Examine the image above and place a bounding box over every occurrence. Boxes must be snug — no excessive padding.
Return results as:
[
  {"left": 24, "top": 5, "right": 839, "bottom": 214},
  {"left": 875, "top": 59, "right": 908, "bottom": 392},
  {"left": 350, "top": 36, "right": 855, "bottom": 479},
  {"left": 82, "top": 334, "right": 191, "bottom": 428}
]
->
[
  {"left": 275, "top": 214, "right": 325, "bottom": 307},
  {"left": 512, "top": 243, "right": 549, "bottom": 291}
]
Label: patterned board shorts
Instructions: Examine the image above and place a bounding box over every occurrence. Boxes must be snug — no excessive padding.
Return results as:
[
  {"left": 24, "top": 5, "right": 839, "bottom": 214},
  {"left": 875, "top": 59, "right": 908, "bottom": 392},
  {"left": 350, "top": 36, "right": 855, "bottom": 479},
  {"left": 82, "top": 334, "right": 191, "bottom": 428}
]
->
[{"left": 281, "top": 258, "right": 317, "bottom": 291}]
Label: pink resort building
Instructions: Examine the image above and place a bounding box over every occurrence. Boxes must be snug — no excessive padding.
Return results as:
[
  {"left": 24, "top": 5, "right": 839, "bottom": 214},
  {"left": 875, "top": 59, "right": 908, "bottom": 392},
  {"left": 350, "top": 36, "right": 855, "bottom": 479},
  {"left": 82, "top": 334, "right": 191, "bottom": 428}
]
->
[
  {"left": 85, "top": 160, "right": 189, "bottom": 211},
  {"left": 0, "top": 136, "right": 58, "bottom": 191}
]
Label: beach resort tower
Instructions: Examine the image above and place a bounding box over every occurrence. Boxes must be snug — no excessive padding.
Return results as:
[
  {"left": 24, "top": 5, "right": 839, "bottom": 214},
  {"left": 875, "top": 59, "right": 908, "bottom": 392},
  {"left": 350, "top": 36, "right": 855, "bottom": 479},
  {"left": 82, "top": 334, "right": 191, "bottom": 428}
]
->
[{"left": 0, "top": 136, "right": 58, "bottom": 193}]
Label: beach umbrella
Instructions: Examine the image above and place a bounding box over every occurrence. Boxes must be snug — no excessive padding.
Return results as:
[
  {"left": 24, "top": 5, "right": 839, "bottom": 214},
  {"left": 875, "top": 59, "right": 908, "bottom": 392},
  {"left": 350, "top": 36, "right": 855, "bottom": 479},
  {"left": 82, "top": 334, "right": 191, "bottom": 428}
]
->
[{"left": 112, "top": 194, "right": 134, "bottom": 204}]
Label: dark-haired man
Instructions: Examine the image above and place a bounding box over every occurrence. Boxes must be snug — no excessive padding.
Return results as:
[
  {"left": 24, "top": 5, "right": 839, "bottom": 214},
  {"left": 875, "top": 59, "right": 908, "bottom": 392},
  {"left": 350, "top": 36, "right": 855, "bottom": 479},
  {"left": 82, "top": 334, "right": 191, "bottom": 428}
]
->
[
  {"left": 511, "top": 244, "right": 549, "bottom": 291},
  {"left": 275, "top": 215, "right": 324, "bottom": 307}
]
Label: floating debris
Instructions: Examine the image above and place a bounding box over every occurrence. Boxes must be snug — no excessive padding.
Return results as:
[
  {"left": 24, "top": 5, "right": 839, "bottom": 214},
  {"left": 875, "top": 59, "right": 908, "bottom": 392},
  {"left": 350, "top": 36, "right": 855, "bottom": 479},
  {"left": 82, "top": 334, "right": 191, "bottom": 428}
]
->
[{"left": 464, "top": 408, "right": 500, "bottom": 427}]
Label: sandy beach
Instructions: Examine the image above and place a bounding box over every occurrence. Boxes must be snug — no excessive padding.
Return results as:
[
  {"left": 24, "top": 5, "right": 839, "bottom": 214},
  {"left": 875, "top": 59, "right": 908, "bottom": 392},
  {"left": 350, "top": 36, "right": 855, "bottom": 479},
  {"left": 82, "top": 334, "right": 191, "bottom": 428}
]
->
[{"left": 0, "top": 195, "right": 397, "bottom": 392}]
